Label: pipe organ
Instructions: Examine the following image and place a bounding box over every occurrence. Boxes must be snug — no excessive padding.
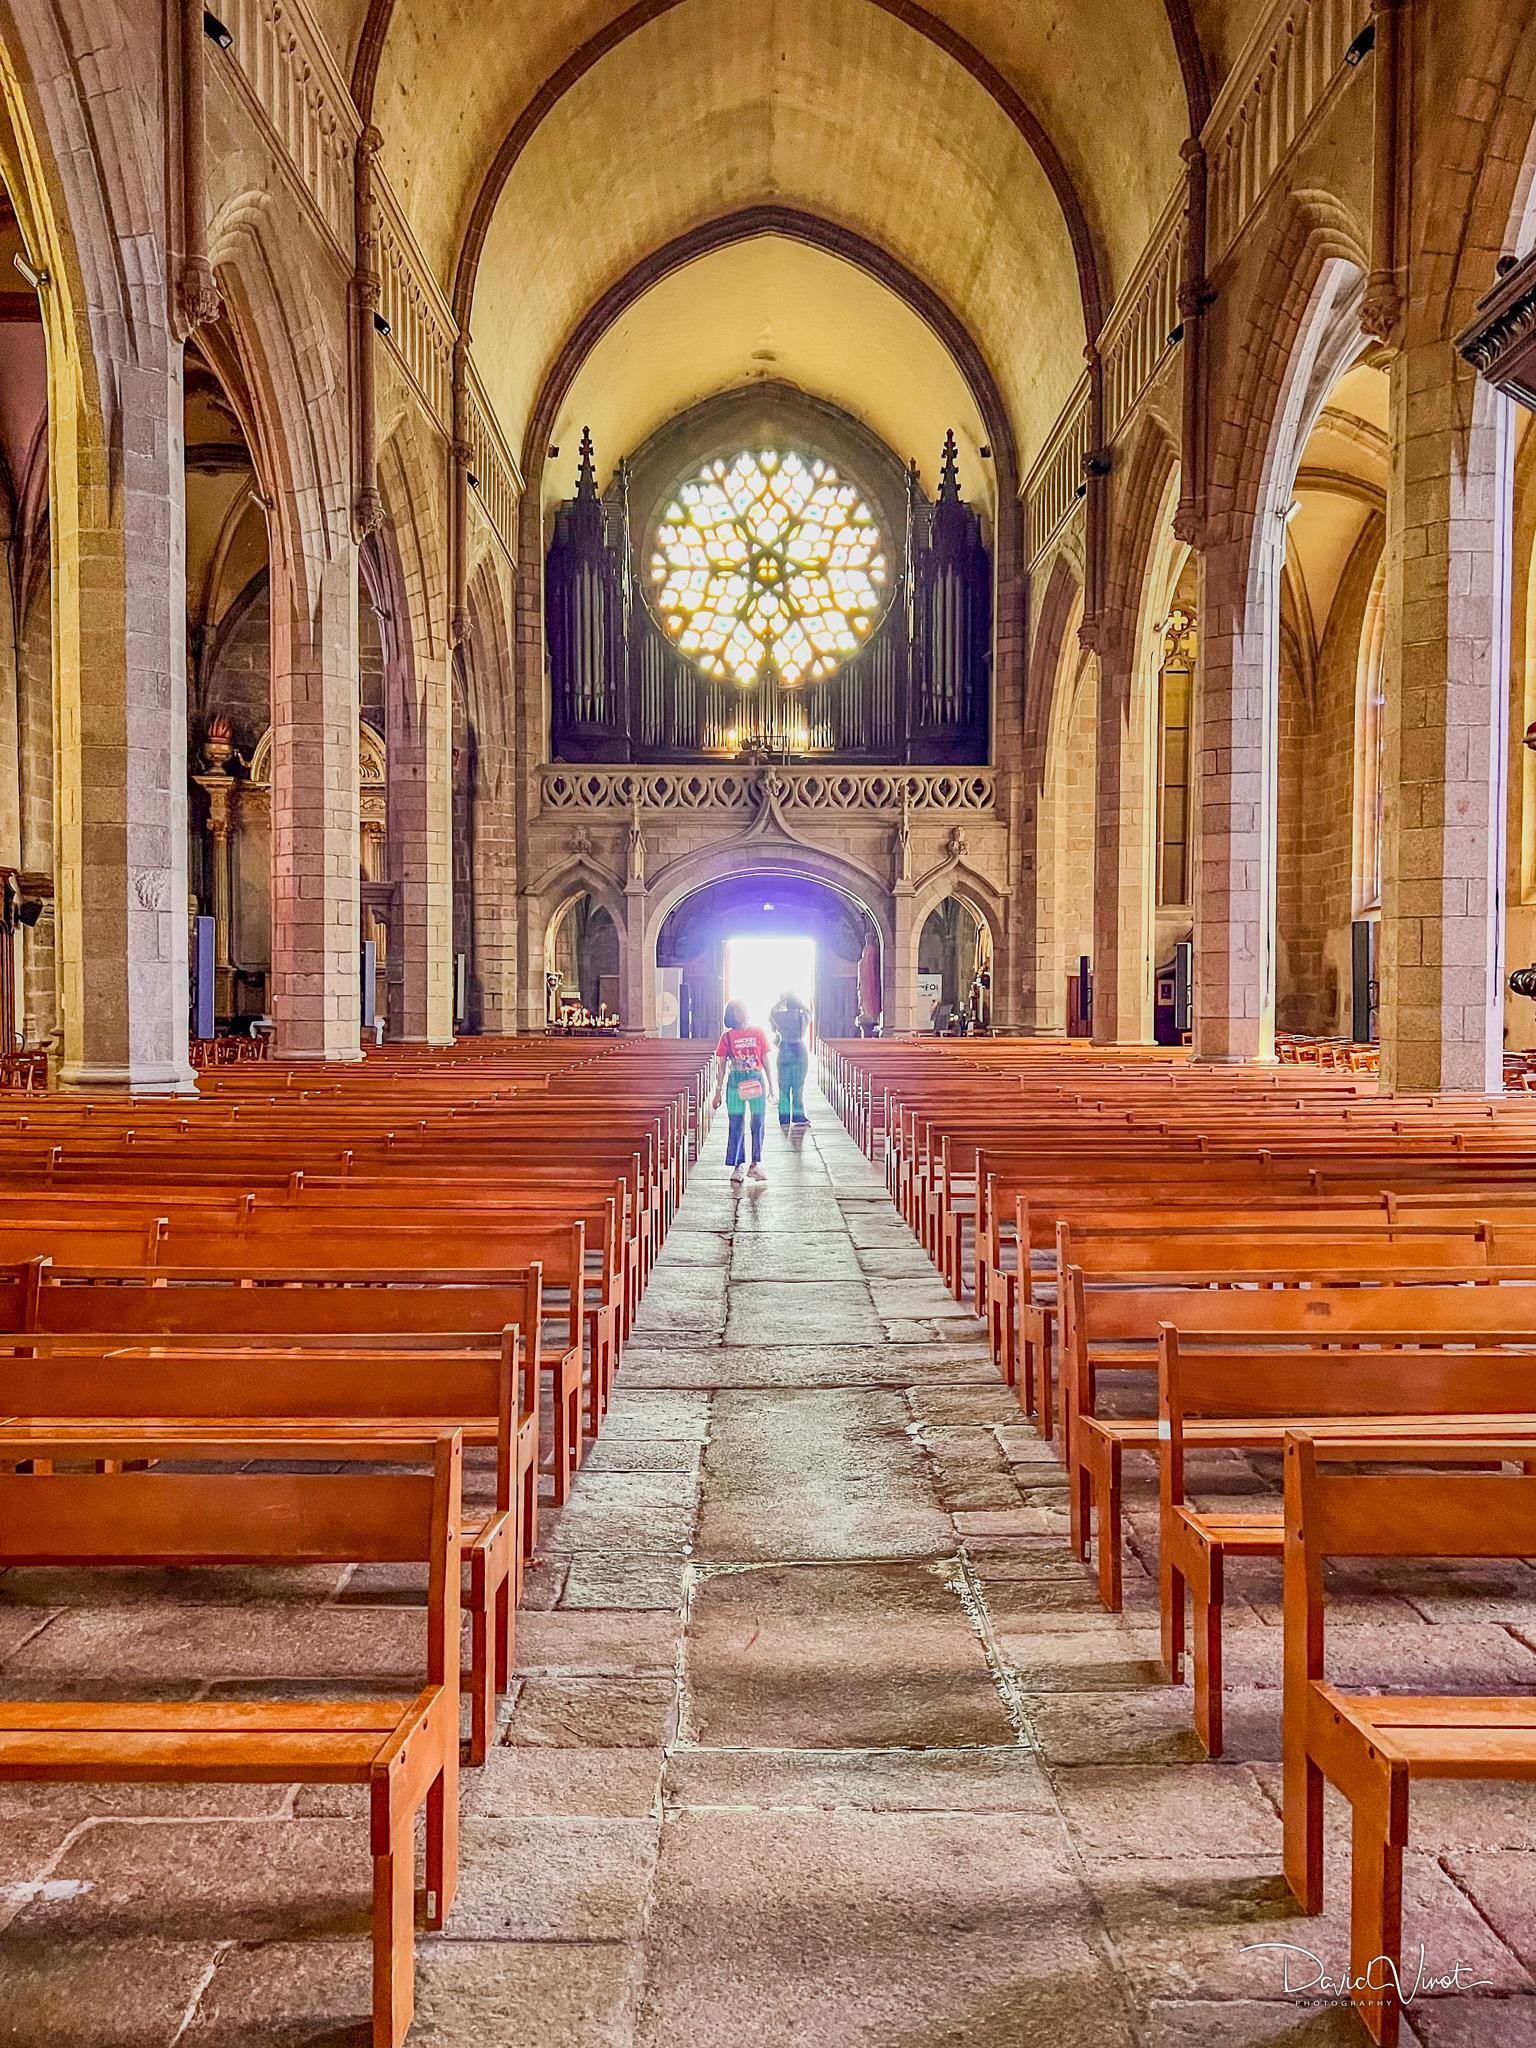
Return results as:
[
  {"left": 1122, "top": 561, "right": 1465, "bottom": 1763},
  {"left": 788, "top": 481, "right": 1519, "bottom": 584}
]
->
[{"left": 547, "top": 430, "right": 990, "bottom": 766}]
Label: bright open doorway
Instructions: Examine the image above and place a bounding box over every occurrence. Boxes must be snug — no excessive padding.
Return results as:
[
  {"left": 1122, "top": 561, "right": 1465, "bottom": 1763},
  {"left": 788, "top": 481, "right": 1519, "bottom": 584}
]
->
[{"left": 724, "top": 934, "right": 817, "bottom": 1040}]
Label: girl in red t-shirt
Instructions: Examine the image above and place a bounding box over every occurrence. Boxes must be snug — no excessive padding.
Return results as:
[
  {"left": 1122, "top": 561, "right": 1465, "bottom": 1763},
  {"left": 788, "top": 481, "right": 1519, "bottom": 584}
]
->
[{"left": 713, "top": 999, "right": 772, "bottom": 1182}]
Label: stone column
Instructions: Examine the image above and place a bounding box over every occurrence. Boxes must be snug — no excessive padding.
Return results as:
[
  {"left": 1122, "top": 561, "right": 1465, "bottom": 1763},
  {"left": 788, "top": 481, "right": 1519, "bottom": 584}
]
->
[
  {"left": 889, "top": 881, "right": 917, "bottom": 1033},
  {"left": 193, "top": 748, "right": 236, "bottom": 1019},
  {"left": 471, "top": 761, "right": 520, "bottom": 1032},
  {"left": 387, "top": 659, "right": 454, "bottom": 1044},
  {"left": 55, "top": 350, "right": 195, "bottom": 1091},
  {"left": 1092, "top": 644, "right": 1156, "bottom": 1044},
  {"left": 268, "top": 540, "right": 363, "bottom": 1061},
  {"left": 622, "top": 884, "right": 650, "bottom": 1032},
  {"left": 1376, "top": 348, "right": 1511, "bottom": 1094},
  {"left": 1189, "top": 537, "right": 1279, "bottom": 1060}
]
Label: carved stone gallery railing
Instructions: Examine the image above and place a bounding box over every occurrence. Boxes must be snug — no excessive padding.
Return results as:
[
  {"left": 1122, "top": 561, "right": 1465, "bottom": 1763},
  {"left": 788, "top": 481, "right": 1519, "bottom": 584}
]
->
[
  {"left": 374, "top": 187, "right": 455, "bottom": 435},
  {"left": 1212, "top": 0, "right": 1376, "bottom": 268},
  {"left": 1023, "top": 377, "right": 1091, "bottom": 568},
  {"left": 1204, "top": 0, "right": 1371, "bottom": 271},
  {"left": 1100, "top": 194, "right": 1184, "bottom": 443},
  {"left": 464, "top": 358, "right": 524, "bottom": 566},
  {"left": 220, "top": 0, "right": 521, "bottom": 566},
  {"left": 222, "top": 0, "right": 359, "bottom": 261},
  {"left": 1020, "top": 0, "right": 1370, "bottom": 555},
  {"left": 539, "top": 766, "right": 997, "bottom": 816}
]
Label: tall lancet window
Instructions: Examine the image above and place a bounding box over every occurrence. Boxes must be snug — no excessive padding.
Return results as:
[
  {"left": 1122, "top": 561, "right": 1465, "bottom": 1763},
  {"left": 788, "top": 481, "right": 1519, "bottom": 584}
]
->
[
  {"left": 650, "top": 452, "right": 888, "bottom": 686},
  {"left": 1156, "top": 608, "right": 1196, "bottom": 907},
  {"left": 1353, "top": 558, "right": 1388, "bottom": 914}
]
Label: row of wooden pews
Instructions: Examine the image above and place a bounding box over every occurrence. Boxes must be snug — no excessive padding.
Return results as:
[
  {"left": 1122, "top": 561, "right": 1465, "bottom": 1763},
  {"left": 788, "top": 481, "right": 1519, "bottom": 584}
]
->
[
  {"left": 823, "top": 1035, "right": 1536, "bottom": 2047},
  {"left": 0, "top": 1034, "right": 714, "bottom": 2046}
]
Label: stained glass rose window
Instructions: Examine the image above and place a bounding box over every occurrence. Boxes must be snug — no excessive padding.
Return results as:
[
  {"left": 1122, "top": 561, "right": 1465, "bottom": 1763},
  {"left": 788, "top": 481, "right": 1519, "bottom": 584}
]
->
[{"left": 651, "top": 452, "right": 887, "bottom": 686}]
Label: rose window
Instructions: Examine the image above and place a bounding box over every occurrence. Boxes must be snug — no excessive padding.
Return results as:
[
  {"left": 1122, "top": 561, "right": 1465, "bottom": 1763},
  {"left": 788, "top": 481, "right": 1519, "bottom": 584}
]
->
[{"left": 650, "top": 452, "right": 888, "bottom": 687}]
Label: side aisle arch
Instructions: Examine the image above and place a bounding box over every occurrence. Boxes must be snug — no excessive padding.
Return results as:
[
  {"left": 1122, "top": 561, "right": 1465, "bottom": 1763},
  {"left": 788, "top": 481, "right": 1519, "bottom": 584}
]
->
[{"left": 0, "top": 12, "right": 194, "bottom": 1088}]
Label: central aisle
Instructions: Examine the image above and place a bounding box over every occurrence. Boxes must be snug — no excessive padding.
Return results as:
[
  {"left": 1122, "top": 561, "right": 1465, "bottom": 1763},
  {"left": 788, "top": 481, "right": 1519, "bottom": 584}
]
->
[{"left": 417, "top": 1085, "right": 1307, "bottom": 2045}]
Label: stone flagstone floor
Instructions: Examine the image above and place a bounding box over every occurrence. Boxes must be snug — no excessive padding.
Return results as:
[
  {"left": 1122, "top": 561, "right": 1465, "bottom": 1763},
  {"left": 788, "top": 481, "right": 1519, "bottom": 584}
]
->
[{"left": 4, "top": 1083, "right": 1536, "bottom": 2042}]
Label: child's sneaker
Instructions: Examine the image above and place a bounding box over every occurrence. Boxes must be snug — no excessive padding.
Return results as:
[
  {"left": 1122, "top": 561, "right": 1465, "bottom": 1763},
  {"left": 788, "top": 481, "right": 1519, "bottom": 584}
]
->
[
  {"left": 730, "top": 1163, "right": 745, "bottom": 1183},
  {"left": 748, "top": 1164, "right": 768, "bottom": 1181}
]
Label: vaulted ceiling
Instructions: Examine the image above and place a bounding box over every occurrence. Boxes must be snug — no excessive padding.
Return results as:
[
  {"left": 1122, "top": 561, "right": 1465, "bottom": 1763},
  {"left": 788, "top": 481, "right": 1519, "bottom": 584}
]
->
[
  {"left": 308, "top": 0, "right": 1252, "bottom": 478},
  {"left": 544, "top": 235, "right": 992, "bottom": 513}
]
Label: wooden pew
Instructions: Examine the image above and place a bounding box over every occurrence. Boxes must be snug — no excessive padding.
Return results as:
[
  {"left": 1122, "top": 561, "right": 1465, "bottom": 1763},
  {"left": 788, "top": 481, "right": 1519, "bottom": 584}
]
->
[
  {"left": 1080, "top": 1316, "right": 1536, "bottom": 1617},
  {"left": 0, "top": 1221, "right": 591, "bottom": 1501},
  {"left": 1281, "top": 1436, "right": 1536, "bottom": 2047},
  {"left": 1056, "top": 1263, "right": 1536, "bottom": 1552},
  {"left": 1149, "top": 1328, "right": 1536, "bottom": 1754},
  {"left": 25, "top": 1262, "right": 547, "bottom": 1543},
  {"left": 0, "top": 1431, "right": 466, "bottom": 2048},
  {"left": 0, "top": 1341, "right": 520, "bottom": 1766}
]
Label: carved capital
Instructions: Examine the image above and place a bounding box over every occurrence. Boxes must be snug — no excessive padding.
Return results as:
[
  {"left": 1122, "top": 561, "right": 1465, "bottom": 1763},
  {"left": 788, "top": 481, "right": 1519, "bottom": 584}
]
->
[
  {"left": 176, "top": 256, "right": 223, "bottom": 334},
  {"left": 353, "top": 486, "right": 385, "bottom": 540},
  {"left": 1171, "top": 500, "right": 1204, "bottom": 550},
  {"left": 357, "top": 269, "right": 382, "bottom": 314},
  {"left": 1359, "top": 274, "right": 1401, "bottom": 346},
  {"left": 450, "top": 605, "right": 470, "bottom": 648}
]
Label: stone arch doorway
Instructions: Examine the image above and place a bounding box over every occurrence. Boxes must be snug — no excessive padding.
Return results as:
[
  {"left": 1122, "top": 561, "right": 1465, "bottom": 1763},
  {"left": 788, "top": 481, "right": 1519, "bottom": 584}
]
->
[
  {"left": 654, "top": 873, "right": 882, "bottom": 1043},
  {"left": 916, "top": 894, "right": 992, "bottom": 1033},
  {"left": 546, "top": 890, "right": 621, "bottom": 1024}
]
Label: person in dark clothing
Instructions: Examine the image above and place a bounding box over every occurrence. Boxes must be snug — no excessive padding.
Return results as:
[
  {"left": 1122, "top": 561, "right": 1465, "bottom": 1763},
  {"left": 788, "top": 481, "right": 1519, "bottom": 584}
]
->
[{"left": 769, "top": 990, "right": 811, "bottom": 1127}]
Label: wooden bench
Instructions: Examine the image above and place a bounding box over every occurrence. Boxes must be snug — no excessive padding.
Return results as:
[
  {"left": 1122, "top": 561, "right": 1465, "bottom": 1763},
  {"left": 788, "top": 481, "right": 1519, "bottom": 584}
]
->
[
  {"left": 1281, "top": 1435, "right": 1536, "bottom": 2046},
  {"left": 0, "top": 1430, "right": 465, "bottom": 2048},
  {"left": 1057, "top": 1264, "right": 1536, "bottom": 1553},
  {"left": 0, "top": 1224, "right": 591, "bottom": 1503},
  {"left": 23, "top": 1260, "right": 548, "bottom": 1547},
  {"left": 0, "top": 1339, "right": 520, "bottom": 1765},
  {"left": 1150, "top": 1328, "right": 1536, "bottom": 1755},
  {"left": 1079, "top": 1318, "right": 1536, "bottom": 1617}
]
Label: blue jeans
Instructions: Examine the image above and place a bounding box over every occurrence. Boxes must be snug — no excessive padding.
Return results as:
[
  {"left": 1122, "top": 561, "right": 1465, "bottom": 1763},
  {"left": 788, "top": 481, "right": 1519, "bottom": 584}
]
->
[
  {"left": 726, "top": 1101, "right": 765, "bottom": 1166},
  {"left": 777, "top": 1045, "right": 807, "bottom": 1123}
]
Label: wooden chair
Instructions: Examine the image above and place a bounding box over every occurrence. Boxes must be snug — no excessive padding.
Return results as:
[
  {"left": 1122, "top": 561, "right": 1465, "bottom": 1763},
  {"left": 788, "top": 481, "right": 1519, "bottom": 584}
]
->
[{"left": 0, "top": 1430, "right": 465, "bottom": 2048}]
